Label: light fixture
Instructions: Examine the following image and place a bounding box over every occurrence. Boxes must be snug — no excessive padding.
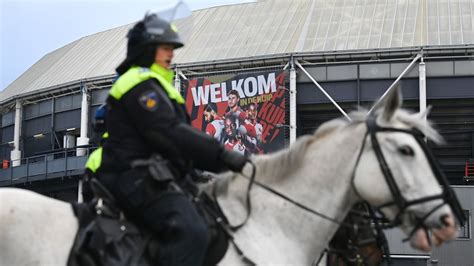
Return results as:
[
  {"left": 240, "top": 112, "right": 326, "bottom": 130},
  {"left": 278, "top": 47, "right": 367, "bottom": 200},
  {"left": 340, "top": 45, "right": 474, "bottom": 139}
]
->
[
  {"left": 33, "top": 133, "right": 45, "bottom": 138},
  {"left": 66, "top": 127, "right": 76, "bottom": 131}
]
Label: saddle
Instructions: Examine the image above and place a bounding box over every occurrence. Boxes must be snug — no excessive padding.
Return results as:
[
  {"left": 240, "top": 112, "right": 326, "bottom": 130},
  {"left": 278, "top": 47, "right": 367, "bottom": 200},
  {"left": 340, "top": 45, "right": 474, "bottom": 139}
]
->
[
  {"left": 67, "top": 178, "right": 230, "bottom": 266},
  {"left": 327, "top": 203, "right": 389, "bottom": 266},
  {"left": 67, "top": 178, "right": 159, "bottom": 266}
]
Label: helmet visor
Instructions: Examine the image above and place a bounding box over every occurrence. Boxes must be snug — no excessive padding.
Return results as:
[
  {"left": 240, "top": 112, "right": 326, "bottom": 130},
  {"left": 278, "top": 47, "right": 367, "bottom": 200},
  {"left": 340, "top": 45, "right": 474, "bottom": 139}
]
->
[
  {"left": 146, "top": 1, "right": 191, "bottom": 23},
  {"left": 145, "top": 1, "right": 193, "bottom": 45}
]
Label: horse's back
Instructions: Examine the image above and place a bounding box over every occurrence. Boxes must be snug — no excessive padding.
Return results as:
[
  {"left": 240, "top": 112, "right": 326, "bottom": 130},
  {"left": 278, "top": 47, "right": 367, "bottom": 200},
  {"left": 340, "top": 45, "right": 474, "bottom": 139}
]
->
[{"left": 0, "top": 188, "right": 78, "bottom": 265}]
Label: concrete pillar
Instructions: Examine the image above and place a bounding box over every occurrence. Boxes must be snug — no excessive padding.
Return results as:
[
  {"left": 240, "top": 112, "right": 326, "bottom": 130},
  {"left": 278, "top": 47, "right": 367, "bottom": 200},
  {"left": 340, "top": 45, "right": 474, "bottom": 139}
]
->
[
  {"left": 10, "top": 100, "right": 22, "bottom": 166},
  {"left": 76, "top": 83, "right": 90, "bottom": 156},
  {"left": 289, "top": 58, "right": 297, "bottom": 146},
  {"left": 174, "top": 68, "right": 181, "bottom": 93},
  {"left": 419, "top": 58, "right": 427, "bottom": 119}
]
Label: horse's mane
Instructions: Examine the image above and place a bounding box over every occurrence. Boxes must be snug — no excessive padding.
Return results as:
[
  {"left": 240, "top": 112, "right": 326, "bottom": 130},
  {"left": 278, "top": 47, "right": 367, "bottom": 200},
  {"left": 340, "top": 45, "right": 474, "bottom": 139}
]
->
[
  {"left": 250, "top": 107, "right": 442, "bottom": 182},
  {"left": 314, "top": 108, "right": 442, "bottom": 143},
  {"left": 251, "top": 134, "right": 316, "bottom": 181}
]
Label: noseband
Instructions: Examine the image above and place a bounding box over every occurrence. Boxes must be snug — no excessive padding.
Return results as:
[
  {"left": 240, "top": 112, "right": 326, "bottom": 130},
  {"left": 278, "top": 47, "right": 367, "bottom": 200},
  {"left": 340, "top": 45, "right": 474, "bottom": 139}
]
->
[{"left": 351, "top": 116, "right": 466, "bottom": 231}]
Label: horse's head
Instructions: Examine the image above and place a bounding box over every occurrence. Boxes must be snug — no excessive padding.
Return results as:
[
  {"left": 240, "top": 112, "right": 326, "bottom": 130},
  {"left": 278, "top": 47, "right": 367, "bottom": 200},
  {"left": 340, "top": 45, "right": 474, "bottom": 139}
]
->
[{"left": 352, "top": 87, "right": 465, "bottom": 252}]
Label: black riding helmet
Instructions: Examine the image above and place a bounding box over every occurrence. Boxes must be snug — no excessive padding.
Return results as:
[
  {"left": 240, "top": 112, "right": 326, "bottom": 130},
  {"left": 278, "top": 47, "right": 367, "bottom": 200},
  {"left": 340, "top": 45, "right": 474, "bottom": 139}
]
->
[{"left": 116, "top": 13, "right": 184, "bottom": 74}]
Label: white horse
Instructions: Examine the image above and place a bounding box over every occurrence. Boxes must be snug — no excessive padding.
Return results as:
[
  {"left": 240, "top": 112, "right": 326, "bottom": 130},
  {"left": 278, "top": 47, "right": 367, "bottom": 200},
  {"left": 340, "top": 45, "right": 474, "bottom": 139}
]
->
[{"left": 0, "top": 89, "right": 461, "bottom": 266}]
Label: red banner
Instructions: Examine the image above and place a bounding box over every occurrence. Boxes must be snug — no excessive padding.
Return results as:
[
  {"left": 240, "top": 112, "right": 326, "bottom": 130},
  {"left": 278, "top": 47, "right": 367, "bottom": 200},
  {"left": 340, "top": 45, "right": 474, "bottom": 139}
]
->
[{"left": 183, "top": 71, "right": 287, "bottom": 155}]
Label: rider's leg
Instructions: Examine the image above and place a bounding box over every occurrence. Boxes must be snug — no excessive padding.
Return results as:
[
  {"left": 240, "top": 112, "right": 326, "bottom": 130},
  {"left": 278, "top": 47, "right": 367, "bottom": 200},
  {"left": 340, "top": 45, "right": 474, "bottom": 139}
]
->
[
  {"left": 99, "top": 170, "right": 209, "bottom": 266},
  {"left": 80, "top": 170, "right": 95, "bottom": 203},
  {"left": 141, "top": 191, "right": 209, "bottom": 266}
]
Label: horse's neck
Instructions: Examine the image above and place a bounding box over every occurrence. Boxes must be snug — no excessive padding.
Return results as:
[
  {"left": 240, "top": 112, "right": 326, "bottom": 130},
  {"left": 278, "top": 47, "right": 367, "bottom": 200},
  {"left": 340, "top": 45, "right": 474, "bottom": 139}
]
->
[
  {"left": 249, "top": 124, "right": 365, "bottom": 213},
  {"left": 234, "top": 125, "right": 365, "bottom": 263}
]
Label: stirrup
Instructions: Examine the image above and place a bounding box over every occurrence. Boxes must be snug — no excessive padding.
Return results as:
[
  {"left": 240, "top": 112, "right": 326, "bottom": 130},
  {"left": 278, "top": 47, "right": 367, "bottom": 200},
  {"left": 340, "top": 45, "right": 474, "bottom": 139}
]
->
[
  {"left": 90, "top": 178, "right": 117, "bottom": 203},
  {"left": 89, "top": 178, "right": 122, "bottom": 218}
]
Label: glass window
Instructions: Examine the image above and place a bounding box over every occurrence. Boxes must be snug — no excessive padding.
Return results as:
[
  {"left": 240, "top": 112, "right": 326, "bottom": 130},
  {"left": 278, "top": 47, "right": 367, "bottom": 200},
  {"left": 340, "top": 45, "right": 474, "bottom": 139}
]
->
[
  {"left": 72, "top": 94, "right": 82, "bottom": 109},
  {"left": 426, "top": 61, "right": 454, "bottom": 76},
  {"left": 24, "top": 116, "right": 51, "bottom": 137},
  {"left": 55, "top": 94, "right": 81, "bottom": 112},
  {"left": 55, "top": 109, "right": 81, "bottom": 131},
  {"left": 55, "top": 95, "right": 73, "bottom": 112},
  {"left": 91, "top": 89, "right": 109, "bottom": 105},
  {"left": 454, "top": 61, "right": 474, "bottom": 76},
  {"left": 297, "top": 66, "right": 326, "bottom": 83},
  {"left": 327, "top": 65, "right": 357, "bottom": 81},
  {"left": 23, "top": 133, "right": 52, "bottom": 157},
  {"left": 1, "top": 125, "right": 14, "bottom": 143},
  {"left": 390, "top": 64, "right": 419, "bottom": 79},
  {"left": 0, "top": 144, "right": 12, "bottom": 160},
  {"left": 25, "top": 100, "right": 52, "bottom": 119},
  {"left": 360, "top": 63, "right": 390, "bottom": 79},
  {"left": 39, "top": 100, "right": 52, "bottom": 116},
  {"left": 24, "top": 104, "right": 39, "bottom": 119},
  {"left": 1, "top": 111, "right": 15, "bottom": 127}
]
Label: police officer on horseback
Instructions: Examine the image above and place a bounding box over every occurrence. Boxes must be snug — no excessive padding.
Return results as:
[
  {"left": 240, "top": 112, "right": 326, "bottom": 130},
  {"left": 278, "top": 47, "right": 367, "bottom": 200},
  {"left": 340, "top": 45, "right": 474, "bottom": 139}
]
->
[{"left": 92, "top": 12, "right": 246, "bottom": 266}]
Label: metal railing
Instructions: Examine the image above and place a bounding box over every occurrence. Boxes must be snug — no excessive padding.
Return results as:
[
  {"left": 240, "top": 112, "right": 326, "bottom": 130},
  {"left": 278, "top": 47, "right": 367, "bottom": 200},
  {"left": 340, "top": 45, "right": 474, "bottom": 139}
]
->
[
  {"left": 465, "top": 159, "right": 474, "bottom": 183},
  {"left": 0, "top": 146, "right": 96, "bottom": 186}
]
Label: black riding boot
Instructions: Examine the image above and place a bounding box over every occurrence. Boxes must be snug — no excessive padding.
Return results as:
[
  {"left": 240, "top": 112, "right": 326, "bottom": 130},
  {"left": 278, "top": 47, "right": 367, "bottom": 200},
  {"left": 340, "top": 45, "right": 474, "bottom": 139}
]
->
[{"left": 142, "top": 191, "right": 209, "bottom": 266}]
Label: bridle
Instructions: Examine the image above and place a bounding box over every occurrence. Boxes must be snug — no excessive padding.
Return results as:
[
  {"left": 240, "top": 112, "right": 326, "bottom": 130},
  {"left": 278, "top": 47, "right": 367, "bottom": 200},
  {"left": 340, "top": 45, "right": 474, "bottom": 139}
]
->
[
  {"left": 350, "top": 116, "right": 466, "bottom": 234},
  {"left": 226, "top": 116, "right": 465, "bottom": 229}
]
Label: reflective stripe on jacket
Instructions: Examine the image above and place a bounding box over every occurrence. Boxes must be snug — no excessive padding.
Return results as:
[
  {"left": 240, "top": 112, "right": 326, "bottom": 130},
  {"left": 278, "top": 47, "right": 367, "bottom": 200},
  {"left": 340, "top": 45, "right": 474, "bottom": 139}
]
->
[
  {"left": 86, "top": 64, "right": 183, "bottom": 173},
  {"left": 85, "top": 132, "right": 109, "bottom": 173},
  {"left": 109, "top": 63, "right": 184, "bottom": 103},
  {"left": 85, "top": 147, "right": 103, "bottom": 173}
]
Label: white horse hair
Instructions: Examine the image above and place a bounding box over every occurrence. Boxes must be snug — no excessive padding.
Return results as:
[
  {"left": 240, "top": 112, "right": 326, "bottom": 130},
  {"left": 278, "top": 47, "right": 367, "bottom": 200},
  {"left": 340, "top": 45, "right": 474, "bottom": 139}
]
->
[{"left": 0, "top": 88, "right": 458, "bottom": 265}]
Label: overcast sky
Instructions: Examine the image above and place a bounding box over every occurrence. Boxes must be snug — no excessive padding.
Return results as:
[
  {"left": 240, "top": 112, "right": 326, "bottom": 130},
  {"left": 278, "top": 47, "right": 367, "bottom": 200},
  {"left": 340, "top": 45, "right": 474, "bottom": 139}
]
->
[{"left": 0, "top": 0, "right": 254, "bottom": 91}]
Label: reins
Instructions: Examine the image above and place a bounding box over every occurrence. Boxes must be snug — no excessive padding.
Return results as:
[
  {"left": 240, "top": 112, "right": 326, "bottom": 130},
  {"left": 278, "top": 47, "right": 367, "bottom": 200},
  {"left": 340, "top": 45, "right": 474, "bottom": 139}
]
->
[{"left": 220, "top": 160, "right": 352, "bottom": 230}]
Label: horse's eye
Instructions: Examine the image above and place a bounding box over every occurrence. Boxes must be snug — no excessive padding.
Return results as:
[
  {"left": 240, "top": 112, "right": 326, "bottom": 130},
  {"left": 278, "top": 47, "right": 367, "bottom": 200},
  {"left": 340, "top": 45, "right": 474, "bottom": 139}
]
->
[{"left": 398, "top": 145, "right": 415, "bottom": 156}]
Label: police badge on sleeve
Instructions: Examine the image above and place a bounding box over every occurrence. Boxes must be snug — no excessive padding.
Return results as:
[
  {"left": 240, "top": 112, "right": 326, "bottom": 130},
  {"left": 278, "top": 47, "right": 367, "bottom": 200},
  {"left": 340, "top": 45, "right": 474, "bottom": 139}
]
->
[{"left": 139, "top": 90, "right": 159, "bottom": 111}]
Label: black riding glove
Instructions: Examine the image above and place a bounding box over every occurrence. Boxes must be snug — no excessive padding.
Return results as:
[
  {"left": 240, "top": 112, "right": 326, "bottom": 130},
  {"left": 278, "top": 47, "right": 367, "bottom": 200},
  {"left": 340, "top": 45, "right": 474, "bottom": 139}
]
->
[{"left": 220, "top": 148, "right": 247, "bottom": 172}]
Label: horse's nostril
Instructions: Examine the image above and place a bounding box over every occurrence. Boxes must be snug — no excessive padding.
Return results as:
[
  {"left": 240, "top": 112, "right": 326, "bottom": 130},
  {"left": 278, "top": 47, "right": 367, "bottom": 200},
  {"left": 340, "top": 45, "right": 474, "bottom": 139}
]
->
[{"left": 440, "top": 214, "right": 451, "bottom": 227}]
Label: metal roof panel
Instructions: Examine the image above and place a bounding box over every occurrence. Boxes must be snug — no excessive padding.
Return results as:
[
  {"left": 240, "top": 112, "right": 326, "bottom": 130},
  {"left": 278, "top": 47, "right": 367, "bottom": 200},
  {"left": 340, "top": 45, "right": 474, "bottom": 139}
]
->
[{"left": 2, "top": 0, "right": 473, "bottom": 103}]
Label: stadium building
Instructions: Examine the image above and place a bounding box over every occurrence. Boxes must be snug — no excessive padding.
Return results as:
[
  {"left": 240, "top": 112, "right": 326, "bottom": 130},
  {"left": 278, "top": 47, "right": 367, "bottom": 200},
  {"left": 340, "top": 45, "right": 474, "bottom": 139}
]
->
[{"left": 1, "top": 0, "right": 473, "bottom": 264}]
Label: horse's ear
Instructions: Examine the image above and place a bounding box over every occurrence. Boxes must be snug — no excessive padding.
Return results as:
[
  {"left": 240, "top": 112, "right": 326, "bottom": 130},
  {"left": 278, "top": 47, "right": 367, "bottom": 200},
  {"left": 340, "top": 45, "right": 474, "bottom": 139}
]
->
[
  {"left": 381, "top": 85, "right": 402, "bottom": 121},
  {"left": 414, "top": 105, "right": 432, "bottom": 120}
]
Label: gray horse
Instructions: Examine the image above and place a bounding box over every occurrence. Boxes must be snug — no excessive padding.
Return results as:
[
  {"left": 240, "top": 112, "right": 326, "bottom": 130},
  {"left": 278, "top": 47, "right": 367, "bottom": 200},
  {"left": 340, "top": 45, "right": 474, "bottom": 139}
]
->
[{"left": 0, "top": 89, "right": 460, "bottom": 265}]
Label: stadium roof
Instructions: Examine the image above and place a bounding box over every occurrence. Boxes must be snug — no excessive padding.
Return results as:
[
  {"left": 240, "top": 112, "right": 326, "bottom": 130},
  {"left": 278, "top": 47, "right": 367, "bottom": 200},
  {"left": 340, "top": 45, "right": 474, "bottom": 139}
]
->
[{"left": 2, "top": 0, "right": 473, "bottom": 104}]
